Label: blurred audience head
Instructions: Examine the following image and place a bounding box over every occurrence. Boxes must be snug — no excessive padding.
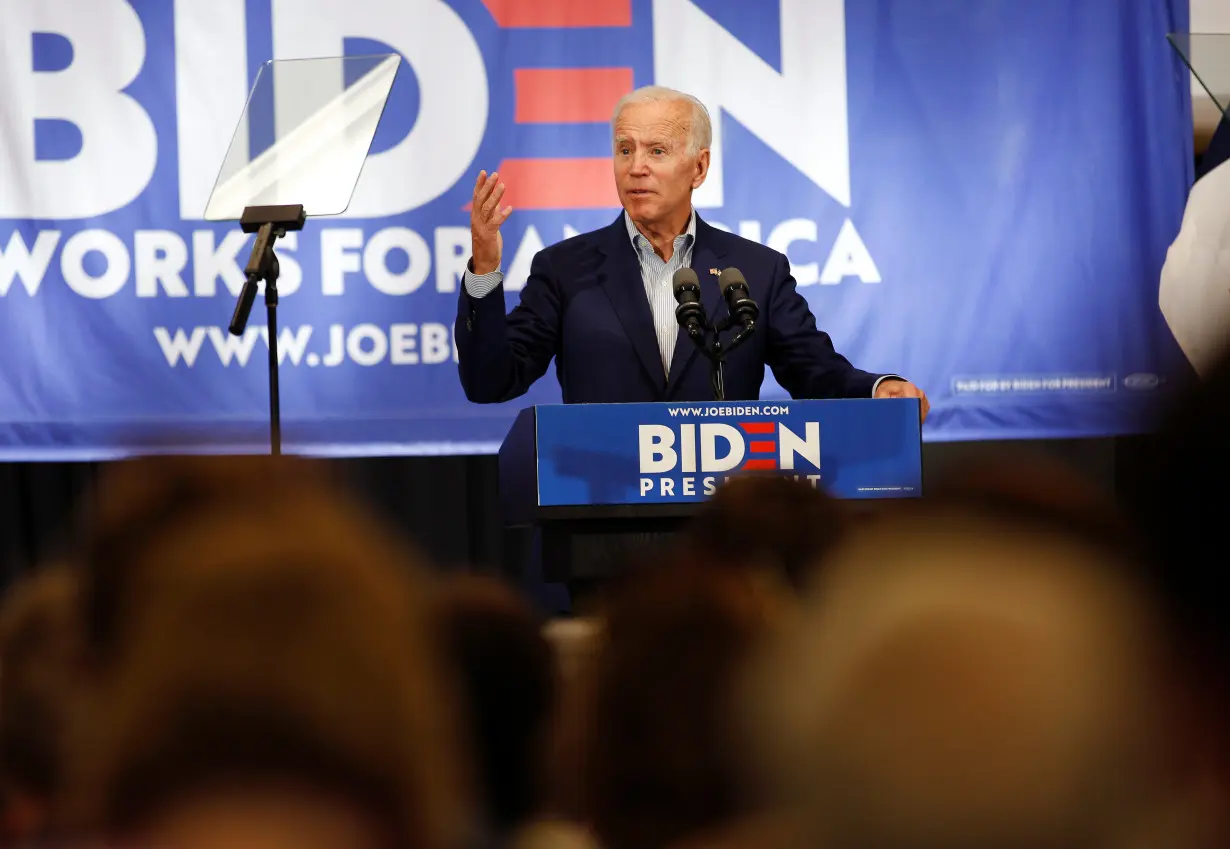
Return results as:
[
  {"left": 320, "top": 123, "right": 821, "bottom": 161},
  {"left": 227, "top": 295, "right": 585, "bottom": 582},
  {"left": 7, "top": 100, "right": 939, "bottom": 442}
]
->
[
  {"left": 72, "top": 454, "right": 332, "bottom": 670},
  {"left": 679, "top": 473, "right": 847, "bottom": 591},
  {"left": 745, "top": 502, "right": 1195, "bottom": 849},
  {"left": 1124, "top": 349, "right": 1230, "bottom": 837},
  {"left": 1127, "top": 351, "right": 1230, "bottom": 661},
  {"left": 538, "top": 617, "right": 603, "bottom": 830},
  {"left": 0, "top": 565, "right": 82, "bottom": 845},
  {"left": 434, "top": 575, "right": 555, "bottom": 840},
  {"left": 925, "top": 451, "right": 1134, "bottom": 550},
  {"left": 11, "top": 412, "right": 1226, "bottom": 849},
  {"left": 579, "top": 562, "right": 783, "bottom": 849},
  {"left": 58, "top": 454, "right": 471, "bottom": 849}
]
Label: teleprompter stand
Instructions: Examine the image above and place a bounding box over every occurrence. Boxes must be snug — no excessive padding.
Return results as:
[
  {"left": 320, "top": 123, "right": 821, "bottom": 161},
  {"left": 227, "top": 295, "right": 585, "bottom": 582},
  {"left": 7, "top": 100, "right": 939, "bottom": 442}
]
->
[
  {"left": 202, "top": 52, "right": 402, "bottom": 454},
  {"left": 228, "top": 204, "right": 307, "bottom": 455}
]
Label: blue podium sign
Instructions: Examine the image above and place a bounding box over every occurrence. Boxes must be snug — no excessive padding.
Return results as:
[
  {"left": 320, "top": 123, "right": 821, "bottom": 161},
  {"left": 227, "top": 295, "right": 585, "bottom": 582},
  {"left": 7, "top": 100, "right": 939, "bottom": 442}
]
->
[{"left": 530, "top": 399, "right": 921, "bottom": 506}]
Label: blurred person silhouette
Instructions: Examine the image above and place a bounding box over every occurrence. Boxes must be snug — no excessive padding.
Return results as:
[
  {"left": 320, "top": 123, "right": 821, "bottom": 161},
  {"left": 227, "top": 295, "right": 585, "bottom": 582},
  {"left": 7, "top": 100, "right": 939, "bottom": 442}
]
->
[
  {"left": 68, "top": 454, "right": 335, "bottom": 671},
  {"left": 55, "top": 454, "right": 473, "bottom": 849},
  {"left": 0, "top": 566, "right": 82, "bottom": 847},
  {"left": 676, "top": 473, "right": 849, "bottom": 592},
  {"left": 434, "top": 575, "right": 562, "bottom": 849},
  {"left": 1124, "top": 348, "right": 1230, "bottom": 844},
  {"left": 538, "top": 616, "right": 602, "bottom": 844},
  {"left": 574, "top": 562, "right": 784, "bottom": 849},
  {"left": 923, "top": 450, "right": 1136, "bottom": 549},
  {"left": 1159, "top": 152, "right": 1230, "bottom": 380},
  {"left": 743, "top": 503, "right": 1206, "bottom": 849}
]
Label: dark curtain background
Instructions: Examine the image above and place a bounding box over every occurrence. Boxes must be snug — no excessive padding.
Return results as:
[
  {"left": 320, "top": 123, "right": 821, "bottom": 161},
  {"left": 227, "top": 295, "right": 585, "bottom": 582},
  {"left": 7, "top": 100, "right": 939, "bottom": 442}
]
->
[
  {"left": 0, "top": 436, "right": 1161, "bottom": 602},
  {"left": 0, "top": 455, "right": 509, "bottom": 588}
]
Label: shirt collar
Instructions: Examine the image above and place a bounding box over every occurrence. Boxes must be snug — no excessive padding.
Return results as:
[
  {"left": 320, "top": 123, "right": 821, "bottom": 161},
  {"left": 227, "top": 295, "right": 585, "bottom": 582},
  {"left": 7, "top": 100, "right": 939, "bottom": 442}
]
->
[{"left": 625, "top": 208, "right": 697, "bottom": 252}]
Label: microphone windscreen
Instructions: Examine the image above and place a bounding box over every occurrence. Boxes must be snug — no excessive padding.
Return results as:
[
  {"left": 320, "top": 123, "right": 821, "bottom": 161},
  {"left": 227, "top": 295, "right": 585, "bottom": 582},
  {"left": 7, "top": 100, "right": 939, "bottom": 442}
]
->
[
  {"left": 718, "top": 267, "right": 747, "bottom": 296},
  {"left": 672, "top": 267, "right": 701, "bottom": 301}
]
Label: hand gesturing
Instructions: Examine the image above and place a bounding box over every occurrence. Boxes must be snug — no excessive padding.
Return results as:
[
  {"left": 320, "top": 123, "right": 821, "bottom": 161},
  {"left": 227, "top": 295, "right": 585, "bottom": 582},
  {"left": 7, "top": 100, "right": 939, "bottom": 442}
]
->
[{"left": 470, "top": 170, "right": 513, "bottom": 275}]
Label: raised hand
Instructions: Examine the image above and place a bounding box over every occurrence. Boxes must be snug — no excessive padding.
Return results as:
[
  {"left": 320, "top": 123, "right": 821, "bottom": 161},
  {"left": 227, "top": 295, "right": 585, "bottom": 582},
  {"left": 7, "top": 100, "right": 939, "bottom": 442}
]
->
[{"left": 471, "top": 170, "right": 513, "bottom": 275}]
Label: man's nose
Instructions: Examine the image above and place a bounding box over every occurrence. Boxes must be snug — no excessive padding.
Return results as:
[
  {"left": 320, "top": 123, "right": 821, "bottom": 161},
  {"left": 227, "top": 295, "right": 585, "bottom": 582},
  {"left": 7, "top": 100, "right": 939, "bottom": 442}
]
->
[{"left": 628, "top": 151, "right": 651, "bottom": 173}]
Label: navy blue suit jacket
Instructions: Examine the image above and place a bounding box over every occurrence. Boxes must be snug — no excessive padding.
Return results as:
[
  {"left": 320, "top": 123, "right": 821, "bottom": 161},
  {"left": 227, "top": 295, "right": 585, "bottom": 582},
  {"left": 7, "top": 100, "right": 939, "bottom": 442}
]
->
[{"left": 455, "top": 213, "right": 883, "bottom": 404}]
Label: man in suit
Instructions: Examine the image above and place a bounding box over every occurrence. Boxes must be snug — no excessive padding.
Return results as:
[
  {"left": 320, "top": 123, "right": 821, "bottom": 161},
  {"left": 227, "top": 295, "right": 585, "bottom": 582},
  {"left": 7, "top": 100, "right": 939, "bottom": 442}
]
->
[{"left": 456, "top": 85, "right": 928, "bottom": 412}]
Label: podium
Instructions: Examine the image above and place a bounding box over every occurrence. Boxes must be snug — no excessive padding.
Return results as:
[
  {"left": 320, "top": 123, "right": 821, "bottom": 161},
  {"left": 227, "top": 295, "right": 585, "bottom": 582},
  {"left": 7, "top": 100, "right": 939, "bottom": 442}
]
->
[{"left": 499, "top": 398, "right": 923, "bottom": 583}]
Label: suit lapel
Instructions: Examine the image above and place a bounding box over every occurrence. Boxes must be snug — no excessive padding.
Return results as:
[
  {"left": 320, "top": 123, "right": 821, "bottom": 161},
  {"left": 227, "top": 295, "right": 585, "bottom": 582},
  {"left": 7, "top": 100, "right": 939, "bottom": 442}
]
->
[
  {"left": 666, "top": 217, "right": 727, "bottom": 397},
  {"left": 596, "top": 215, "right": 668, "bottom": 389}
]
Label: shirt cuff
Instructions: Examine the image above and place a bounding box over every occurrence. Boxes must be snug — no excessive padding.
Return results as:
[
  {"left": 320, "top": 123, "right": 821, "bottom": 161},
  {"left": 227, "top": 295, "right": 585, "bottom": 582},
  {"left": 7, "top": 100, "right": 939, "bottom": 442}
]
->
[
  {"left": 463, "top": 260, "right": 503, "bottom": 298},
  {"left": 871, "top": 375, "right": 904, "bottom": 397}
]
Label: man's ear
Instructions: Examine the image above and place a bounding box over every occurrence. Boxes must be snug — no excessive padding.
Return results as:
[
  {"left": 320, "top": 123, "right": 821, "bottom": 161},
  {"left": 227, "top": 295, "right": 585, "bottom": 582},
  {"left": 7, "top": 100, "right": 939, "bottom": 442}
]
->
[{"left": 693, "top": 149, "right": 711, "bottom": 189}]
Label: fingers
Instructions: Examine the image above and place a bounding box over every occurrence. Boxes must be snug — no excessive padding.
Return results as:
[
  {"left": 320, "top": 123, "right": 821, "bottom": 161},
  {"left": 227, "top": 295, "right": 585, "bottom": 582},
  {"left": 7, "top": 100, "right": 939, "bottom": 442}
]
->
[
  {"left": 481, "top": 180, "right": 507, "bottom": 216},
  {"left": 473, "top": 170, "right": 503, "bottom": 214},
  {"left": 473, "top": 170, "right": 493, "bottom": 206},
  {"left": 472, "top": 171, "right": 511, "bottom": 234},
  {"left": 470, "top": 171, "right": 511, "bottom": 273},
  {"left": 905, "top": 386, "right": 930, "bottom": 421},
  {"left": 876, "top": 381, "right": 931, "bottom": 423}
]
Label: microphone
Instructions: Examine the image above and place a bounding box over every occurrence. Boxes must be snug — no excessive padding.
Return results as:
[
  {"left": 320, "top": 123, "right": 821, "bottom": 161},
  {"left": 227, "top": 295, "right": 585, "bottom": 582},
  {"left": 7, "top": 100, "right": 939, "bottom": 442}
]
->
[
  {"left": 673, "top": 268, "right": 706, "bottom": 339},
  {"left": 718, "top": 267, "right": 759, "bottom": 329}
]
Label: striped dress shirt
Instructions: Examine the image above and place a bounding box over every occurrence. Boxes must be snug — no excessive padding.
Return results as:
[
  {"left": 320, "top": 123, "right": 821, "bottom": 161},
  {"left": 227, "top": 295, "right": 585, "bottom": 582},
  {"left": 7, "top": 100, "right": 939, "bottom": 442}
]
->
[
  {"left": 624, "top": 209, "right": 696, "bottom": 376},
  {"left": 462, "top": 210, "right": 698, "bottom": 377}
]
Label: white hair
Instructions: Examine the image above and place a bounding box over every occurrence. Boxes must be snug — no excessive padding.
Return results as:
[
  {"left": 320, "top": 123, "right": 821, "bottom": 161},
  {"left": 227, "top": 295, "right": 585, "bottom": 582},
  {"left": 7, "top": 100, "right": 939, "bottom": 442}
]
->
[{"left": 611, "top": 85, "right": 712, "bottom": 156}]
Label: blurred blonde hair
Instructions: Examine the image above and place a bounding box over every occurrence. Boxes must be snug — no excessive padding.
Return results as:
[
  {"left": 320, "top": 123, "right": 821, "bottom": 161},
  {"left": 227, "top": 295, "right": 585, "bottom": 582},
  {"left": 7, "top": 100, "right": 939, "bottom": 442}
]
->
[
  {"left": 63, "top": 455, "right": 473, "bottom": 849},
  {"left": 743, "top": 507, "right": 1191, "bottom": 849}
]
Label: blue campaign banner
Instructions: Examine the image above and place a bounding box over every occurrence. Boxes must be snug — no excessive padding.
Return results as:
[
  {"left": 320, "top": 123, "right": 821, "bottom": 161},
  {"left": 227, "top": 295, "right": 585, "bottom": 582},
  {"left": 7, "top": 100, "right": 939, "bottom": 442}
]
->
[
  {"left": 533, "top": 399, "right": 922, "bottom": 504},
  {"left": 0, "top": 0, "right": 1195, "bottom": 459}
]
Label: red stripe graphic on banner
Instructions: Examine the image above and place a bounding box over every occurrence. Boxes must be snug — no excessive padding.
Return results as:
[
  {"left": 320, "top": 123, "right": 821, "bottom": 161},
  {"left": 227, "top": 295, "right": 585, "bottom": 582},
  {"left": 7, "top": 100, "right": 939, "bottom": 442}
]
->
[
  {"left": 749, "top": 441, "right": 776, "bottom": 454},
  {"left": 482, "top": 0, "right": 631, "bottom": 28},
  {"left": 742, "top": 459, "right": 778, "bottom": 471},
  {"left": 465, "top": 159, "right": 619, "bottom": 210},
  {"left": 739, "top": 422, "right": 775, "bottom": 434},
  {"left": 515, "top": 68, "right": 634, "bottom": 124}
]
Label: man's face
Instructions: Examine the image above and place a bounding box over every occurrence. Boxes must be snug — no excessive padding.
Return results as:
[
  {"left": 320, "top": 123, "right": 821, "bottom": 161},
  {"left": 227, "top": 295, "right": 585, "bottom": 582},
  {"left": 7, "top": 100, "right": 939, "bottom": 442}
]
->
[{"left": 613, "top": 100, "right": 709, "bottom": 228}]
